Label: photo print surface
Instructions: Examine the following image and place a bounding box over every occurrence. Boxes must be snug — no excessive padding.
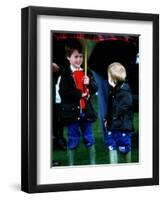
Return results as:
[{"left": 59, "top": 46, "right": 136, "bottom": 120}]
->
[{"left": 51, "top": 31, "right": 139, "bottom": 167}]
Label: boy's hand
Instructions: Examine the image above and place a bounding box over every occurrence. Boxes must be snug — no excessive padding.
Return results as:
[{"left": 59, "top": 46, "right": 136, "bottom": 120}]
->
[
  {"left": 104, "top": 121, "right": 107, "bottom": 128},
  {"left": 82, "top": 89, "right": 90, "bottom": 100},
  {"left": 83, "top": 75, "right": 90, "bottom": 85},
  {"left": 82, "top": 92, "right": 88, "bottom": 98}
]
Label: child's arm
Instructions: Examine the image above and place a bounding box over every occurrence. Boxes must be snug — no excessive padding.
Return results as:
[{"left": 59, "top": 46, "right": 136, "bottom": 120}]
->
[{"left": 115, "top": 91, "right": 133, "bottom": 117}]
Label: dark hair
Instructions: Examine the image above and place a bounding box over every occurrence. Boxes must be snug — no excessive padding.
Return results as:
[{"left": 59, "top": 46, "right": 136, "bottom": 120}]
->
[{"left": 65, "top": 38, "right": 83, "bottom": 57}]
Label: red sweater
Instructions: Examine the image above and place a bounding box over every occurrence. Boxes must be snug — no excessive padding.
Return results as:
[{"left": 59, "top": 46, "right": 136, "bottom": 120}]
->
[{"left": 73, "top": 70, "right": 87, "bottom": 109}]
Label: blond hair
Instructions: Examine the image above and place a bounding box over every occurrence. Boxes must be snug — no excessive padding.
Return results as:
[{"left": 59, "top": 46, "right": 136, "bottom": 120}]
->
[{"left": 108, "top": 62, "right": 126, "bottom": 83}]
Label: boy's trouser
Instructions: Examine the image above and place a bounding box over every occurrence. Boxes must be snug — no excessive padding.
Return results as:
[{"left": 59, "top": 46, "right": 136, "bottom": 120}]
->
[
  {"left": 67, "top": 114, "right": 95, "bottom": 149},
  {"left": 105, "top": 130, "right": 132, "bottom": 154}
]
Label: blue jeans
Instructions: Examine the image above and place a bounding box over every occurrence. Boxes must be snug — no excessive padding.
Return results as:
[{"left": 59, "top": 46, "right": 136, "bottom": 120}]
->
[{"left": 67, "top": 113, "right": 95, "bottom": 149}]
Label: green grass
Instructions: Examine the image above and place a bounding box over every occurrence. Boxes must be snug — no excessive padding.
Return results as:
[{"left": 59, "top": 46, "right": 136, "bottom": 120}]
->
[{"left": 53, "top": 95, "right": 139, "bottom": 166}]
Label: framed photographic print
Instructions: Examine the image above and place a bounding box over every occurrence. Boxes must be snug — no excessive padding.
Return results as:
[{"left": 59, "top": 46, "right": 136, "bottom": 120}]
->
[{"left": 21, "top": 6, "right": 159, "bottom": 193}]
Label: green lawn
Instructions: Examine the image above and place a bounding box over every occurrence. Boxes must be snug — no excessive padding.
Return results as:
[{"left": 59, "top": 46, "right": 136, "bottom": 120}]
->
[{"left": 53, "top": 95, "right": 139, "bottom": 166}]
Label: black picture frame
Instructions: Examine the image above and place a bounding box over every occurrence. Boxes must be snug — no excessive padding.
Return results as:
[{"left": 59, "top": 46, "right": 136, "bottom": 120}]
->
[{"left": 21, "top": 6, "right": 159, "bottom": 193}]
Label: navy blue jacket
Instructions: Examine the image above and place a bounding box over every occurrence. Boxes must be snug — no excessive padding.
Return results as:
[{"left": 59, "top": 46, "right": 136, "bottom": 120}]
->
[
  {"left": 106, "top": 82, "right": 133, "bottom": 131},
  {"left": 59, "top": 67, "right": 97, "bottom": 125}
]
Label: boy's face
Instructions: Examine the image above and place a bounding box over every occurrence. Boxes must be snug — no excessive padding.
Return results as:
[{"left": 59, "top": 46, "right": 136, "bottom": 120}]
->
[{"left": 67, "top": 50, "right": 83, "bottom": 69}]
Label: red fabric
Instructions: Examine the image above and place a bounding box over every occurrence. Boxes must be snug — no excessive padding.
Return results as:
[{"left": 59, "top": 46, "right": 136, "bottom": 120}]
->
[
  {"left": 53, "top": 32, "right": 136, "bottom": 43},
  {"left": 73, "top": 70, "right": 87, "bottom": 109}
]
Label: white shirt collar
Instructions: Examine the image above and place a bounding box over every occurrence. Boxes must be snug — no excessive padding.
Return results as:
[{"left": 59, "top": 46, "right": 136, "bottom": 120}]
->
[{"left": 70, "top": 64, "right": 83, "bottom": 72}]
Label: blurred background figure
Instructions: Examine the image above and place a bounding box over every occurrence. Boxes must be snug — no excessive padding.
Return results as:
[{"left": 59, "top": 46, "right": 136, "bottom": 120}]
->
[
  {"left": 52, "top": 38, "right": 68, "bottom": 166},
  {"left": 52, "top": 63, "right": 67, "bottom": 151}
]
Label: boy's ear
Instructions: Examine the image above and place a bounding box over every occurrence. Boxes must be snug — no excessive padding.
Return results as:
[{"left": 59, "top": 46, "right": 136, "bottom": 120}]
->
[{"left": 67, "top": 56, "right": 70, "bottom": 61}]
